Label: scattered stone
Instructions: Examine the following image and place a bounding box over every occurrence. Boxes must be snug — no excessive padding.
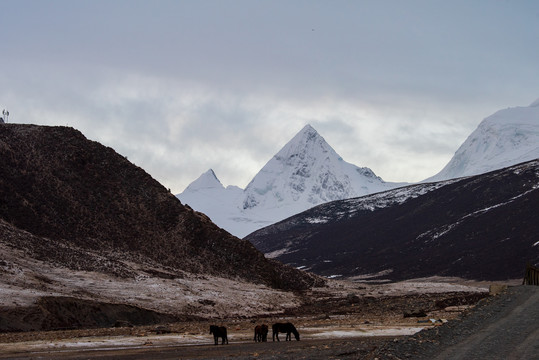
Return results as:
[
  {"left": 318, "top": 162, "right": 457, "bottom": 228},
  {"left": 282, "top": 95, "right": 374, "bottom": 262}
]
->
[
  {"left": 198, "top": 299, "right": 216, "bottom": 306},
  {"left": 154, "top": 325, "right": 171, "bottom": 334},
  {"left": 403, "top": 309, "right": 428, "bottom": 318},
  {"left": 489, "top": 284, "right": 508, "bottom": 296},
  {"left": 113, "top": 320, "right": 133, "bottom": 328},
  {"left": 347, "top": 293, "right": 360, "bottom": 304}
]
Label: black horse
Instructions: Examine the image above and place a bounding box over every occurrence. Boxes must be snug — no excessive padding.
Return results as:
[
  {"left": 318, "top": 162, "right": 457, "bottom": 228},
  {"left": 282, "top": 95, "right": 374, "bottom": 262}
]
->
[
  {"left": 209, "top": 325, "right": 228, "bottom": 345},
  {"left": 254, "top": 324, "right": 268, "bottom": 342},
  {"left": 272, "top": 322, "right": 300, "bottom": 341}
]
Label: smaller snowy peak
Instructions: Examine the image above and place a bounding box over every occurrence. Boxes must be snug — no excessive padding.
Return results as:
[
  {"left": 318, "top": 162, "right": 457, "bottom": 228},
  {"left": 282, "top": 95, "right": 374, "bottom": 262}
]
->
[
  {"left": 177, "top": 169, "right": 244, "bottom": 234},
  {"left": 530, "top": 98, "right": 539, "bottom": 107},
  {"left": 183, "top": 169, "right": 224, "bottom": 192}
]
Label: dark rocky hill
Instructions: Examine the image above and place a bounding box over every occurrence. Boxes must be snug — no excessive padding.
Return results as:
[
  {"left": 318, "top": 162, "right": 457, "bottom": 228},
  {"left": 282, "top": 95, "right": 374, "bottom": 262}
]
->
[
  {"left": 246, "top": 160, "right": 539, "bottom": 281},
  {"left": 0, "top": 124, "right": 321, "bottom": 291}
]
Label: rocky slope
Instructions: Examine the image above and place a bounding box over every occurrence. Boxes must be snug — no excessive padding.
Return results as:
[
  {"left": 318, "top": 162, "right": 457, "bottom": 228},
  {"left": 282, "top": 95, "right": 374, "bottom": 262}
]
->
[
  {"left": 246, "top": 159, "right": 539, "bottom": 281},
  {"left": 0, "top": 124, "right": 323, "bottom": 331}
]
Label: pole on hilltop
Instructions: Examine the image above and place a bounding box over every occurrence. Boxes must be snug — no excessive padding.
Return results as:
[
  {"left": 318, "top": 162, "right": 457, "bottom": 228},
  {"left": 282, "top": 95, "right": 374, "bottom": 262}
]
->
[{"left": 2, "top": 109, "right": 9, "bottom": 123}]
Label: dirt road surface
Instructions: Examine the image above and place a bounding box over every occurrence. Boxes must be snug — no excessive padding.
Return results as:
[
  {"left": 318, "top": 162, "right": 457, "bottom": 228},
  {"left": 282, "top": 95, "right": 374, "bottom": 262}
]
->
[
  {"left": 0, "top": 337, "right": 392, "bottom": 360},
  {"left": 0, "top": 322, "right": 420, "bottom": 360}
]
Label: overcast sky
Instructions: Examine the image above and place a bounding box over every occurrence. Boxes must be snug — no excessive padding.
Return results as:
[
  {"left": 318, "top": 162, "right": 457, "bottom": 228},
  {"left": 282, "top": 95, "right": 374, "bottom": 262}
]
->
[{"left": 1, "top": 0, "right": 538, "bottom": 193}]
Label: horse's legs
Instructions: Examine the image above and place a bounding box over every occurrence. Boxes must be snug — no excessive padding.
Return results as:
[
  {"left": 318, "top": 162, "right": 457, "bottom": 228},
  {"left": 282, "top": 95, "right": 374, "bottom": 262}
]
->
[{"left": 214, "top": 335, "right": 218, "bottom": 345}]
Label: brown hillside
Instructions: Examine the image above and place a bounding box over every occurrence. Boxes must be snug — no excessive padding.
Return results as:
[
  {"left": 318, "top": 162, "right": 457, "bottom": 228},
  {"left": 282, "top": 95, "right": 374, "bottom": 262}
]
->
[{"left": 0, "top": 124, "right": 322, "bottom": 290}]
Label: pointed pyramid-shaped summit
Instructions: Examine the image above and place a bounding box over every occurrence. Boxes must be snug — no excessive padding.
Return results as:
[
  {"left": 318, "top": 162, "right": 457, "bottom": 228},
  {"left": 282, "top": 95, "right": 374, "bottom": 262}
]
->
[
  {"left": 242, "top": 124, "right": 397, "bottom": 212},
  {"left": 274, "top": 124, "right": 331, "bottom": 164}
]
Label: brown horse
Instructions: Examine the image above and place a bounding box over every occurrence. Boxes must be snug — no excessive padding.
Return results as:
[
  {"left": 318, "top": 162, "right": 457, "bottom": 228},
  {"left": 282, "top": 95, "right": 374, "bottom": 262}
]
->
[
  {"left": 272, "top": 322, "right": 300, "bottom": 341},
  {"left": 209, "top": 325, "right": 228, "bottom": 345},
  {"left": 254, "top": 324, "right": 268, "bottom": 342}
]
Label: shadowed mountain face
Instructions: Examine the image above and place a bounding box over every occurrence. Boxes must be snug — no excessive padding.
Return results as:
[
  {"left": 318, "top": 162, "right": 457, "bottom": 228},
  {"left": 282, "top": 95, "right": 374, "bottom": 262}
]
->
[
  {"left": 246, "top": 160, "right": 539, "bottom": 281},
  {"left": 0, "top": 124, "right": 321, "bottom": 290}
]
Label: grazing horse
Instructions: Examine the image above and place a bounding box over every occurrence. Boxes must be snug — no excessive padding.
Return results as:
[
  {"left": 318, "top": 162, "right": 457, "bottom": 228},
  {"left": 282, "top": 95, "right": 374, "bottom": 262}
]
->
[
  {"left": 272, "top": 322, "right": 300, "bottom": 341},
  {"left": 209, "top": 325, "right": 228, "bottom": 345},
  {"left": 254, "top": 324, "right": 269, "bottom": 342}
]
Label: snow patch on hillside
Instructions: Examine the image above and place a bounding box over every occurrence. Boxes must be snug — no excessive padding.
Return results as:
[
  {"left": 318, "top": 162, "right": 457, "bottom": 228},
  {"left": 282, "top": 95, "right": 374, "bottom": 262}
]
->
[
  {"left": 302, "top": 179, "right": 460, "bottom": 225},
  {"left": 0, "top": 242, "right": 300, "bottom": 318}
]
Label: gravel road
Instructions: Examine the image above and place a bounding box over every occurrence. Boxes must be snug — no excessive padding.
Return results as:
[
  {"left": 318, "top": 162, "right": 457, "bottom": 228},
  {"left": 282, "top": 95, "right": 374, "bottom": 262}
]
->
[{"left": 373, "top": 285, "right": 539, "bottom": 359}]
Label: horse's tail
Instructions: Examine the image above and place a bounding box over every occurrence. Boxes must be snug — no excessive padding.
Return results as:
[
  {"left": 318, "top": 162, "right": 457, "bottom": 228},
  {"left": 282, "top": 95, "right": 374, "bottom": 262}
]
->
[{"left": 254, "top": 325, "right": 259, "bottom": 341}]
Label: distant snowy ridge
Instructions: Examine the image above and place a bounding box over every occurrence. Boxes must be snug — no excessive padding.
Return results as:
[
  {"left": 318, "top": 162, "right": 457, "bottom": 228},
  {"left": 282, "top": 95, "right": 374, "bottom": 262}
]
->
[
  {"left": 303, "top": 178, "right": 461, "bottom": 225},
  {"left": 426, "top": 99, "right": 539, "bottom": 182},
  {"left": 179, "top": 99, "right": 539, "bottom": 238},
  {"left": 178, "top": 125, "right": 404, "bottom": 238}
]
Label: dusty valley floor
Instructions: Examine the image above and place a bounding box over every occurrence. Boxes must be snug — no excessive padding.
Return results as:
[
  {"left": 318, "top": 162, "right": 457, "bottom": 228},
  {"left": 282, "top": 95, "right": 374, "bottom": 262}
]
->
[{"left": 2, "top": 279, "right": 535, "bottom": 359}]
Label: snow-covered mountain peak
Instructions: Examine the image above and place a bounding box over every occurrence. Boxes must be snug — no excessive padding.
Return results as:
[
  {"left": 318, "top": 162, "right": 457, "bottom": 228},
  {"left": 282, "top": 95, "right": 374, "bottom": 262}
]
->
[
  {"left": 425, "top": 101, "right": 539, "bottom": 182},
  {"left": 179, "top": 125, "right": 403, "bottom": 238},
  {"left": 274, "top": 124, "right": 335, "bottom": 165},
  {"left": 242, "top": 125, "right": 397, "bottom": 212},
  {"left": 184, "top": 169, "right": 224, "bottom": 192}
]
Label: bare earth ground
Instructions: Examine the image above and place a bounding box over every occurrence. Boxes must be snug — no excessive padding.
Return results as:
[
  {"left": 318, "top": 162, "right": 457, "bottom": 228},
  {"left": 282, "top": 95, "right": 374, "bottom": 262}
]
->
[
  {"left": 0, "top": 316, "right": 424, "bottom": 360},
  {"left": 5, "top": 279, "right": 535, "bottom": 359},
  {"left": 1, "top": 246, "right": 534, "bottom": 360},
  {"left": 1, "top": 284, "right": 536, "bottom": 360}
]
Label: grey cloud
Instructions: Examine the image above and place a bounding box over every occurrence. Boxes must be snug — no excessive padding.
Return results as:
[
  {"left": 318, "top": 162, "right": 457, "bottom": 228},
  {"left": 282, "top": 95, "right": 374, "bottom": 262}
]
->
[{"left": 2, "top": 0, "right": 538, "bottom": 191}]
